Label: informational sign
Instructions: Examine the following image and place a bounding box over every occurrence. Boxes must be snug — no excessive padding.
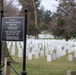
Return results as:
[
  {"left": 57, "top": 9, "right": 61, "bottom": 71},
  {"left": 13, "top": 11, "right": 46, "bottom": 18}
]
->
[{"left": 2, "top": 17, "right": 24, "bottom": 41}]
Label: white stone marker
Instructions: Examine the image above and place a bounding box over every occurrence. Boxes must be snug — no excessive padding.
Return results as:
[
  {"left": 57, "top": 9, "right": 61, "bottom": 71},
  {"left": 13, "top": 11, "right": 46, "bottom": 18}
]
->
[
  {"left": 40, "top": 51, "right": 44, "bottom": 57},
  {"left": 52, "top": 53, "right": 56, "bottom": 60},
  {"left": 17, "top": 42, "right": 20, "bottom": 49},
  {"left": 34, "top": 51, "right": 39, "bottom": 59},
  {"left": 18, "top": 48, "right": 23, "bottom": 57},
  {"left": 68, "top": 54, "right": 73, "bottom": 61},
  {"left": 11, "top": 45, "right": 15, "bottom": 55},
  {"left": 47, "top": 55, "right": 51, "bottom": 62},
  {"left": 56, "top": 50, "right": 61, "bottom": 58},
  {"left": 7, "top": 42, "right": 12, "bottom": 49},
  {"left": 20, "top": 42, "right": 23, "bottom": 49},
  {"left": 28, "top": 52, "right": 32, "bottom": 60},
  {"left": 12, "top": 42, "right": 15, "bottom": 45},
  {"left": 45, "top": 50, "right": 49, "bottom": 56}
]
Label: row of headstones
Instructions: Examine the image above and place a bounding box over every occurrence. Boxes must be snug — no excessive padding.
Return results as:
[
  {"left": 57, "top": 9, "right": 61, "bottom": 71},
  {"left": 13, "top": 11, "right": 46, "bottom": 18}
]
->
[
  {"left": 6, "top": 39, "right": 76, "bottom": 62},
  {"left": 26, "top": 39, "right": 76, "bottom": 62},
  {"left": 27, "top": 51, "right": 76, "bottom": 62},
  {"left": 6, "top": 42, "right": 23, "bottom": 57}
]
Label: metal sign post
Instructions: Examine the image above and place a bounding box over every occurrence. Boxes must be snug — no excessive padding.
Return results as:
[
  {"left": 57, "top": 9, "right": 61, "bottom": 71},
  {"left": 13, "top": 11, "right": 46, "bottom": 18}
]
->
[
  {"left": 21, "top": 10, "right": 27, "bottom": 75},
  {"left": 0, "top": 10, "right": 3, "bottom": 75},
  {"left": 1, "top": 9, "right": 27, "bottom": 75}
]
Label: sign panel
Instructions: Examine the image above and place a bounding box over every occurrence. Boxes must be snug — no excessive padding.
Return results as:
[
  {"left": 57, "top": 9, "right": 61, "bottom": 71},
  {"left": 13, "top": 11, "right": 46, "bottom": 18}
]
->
[{"left": 2, "top": 17, "right": 24, "bottom": 41}]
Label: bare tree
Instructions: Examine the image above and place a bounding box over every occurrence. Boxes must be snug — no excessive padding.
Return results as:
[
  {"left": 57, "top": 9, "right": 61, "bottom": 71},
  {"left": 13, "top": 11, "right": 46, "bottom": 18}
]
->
[
  {"left": 0, "top": 0, "right": 3, "bottom": 9},
  {"left": 0, "top": 0, "right": 20, "bottom": 63},
  {"left": 4, "top": 0, "right": 20, "bottom": 17},
  {"left": 0, "top": 0, "right": 13, "bottom": 63}
]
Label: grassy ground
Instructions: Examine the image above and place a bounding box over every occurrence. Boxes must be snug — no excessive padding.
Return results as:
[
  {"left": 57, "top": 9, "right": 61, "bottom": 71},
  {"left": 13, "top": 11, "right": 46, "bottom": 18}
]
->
[
  {"left": 9, "top": 53, "right": 76, "bottom": 75},
  {"left": 5, "top": 42, "right": 76, "bottom": 75}
]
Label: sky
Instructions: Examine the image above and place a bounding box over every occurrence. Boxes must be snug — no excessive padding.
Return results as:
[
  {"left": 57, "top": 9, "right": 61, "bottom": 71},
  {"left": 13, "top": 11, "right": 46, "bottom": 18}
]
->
[
  {"left": 41, "top": 0, "right": 59, "bottom": 12},
  {"left": 6, "top": 0, "right": 58, "bottom": 12},
  {"left": 13, "top": 0, "right": 59, "bottom": 12}
]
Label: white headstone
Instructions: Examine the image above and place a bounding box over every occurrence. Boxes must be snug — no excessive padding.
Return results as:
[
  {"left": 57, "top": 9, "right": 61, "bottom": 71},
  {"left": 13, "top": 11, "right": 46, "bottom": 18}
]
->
[
  {"left": 28, "top": 52, "right": 32, "bottom": 60},
  {"left": 45, "top": 50, "right": 49, "bottom": 56},
  {"left": 11, "top": 45, "right": 15, "bottom": 55},
  {"left": 60, "top": 50, "right": 64, "bottom": 57},
  {"left": 34, "top": 51, "right": 39, "bottom": 59},
  {"left": 7, "top": 42, "right": 12, "bottom": 49},
  {"left": 47, "top": 55, "right": 51, "bottom": 62},
  {"left": 56, "top": 50, "right": 60, "bottom": 58},
  {"left": 20, "top": 42, "right": 23, "bottom": 49},
  {"left": 18, "top": 48, "right": 23, "bottom": 57},
  {"left": 17, "top": 42, "right": 20, "bottom": 49},
  {"left": 12, "top": 42, "right": 15, "bottom": 45},
  {"left": 40, "top": 51, "right": 44, "bottom": 57},
  {"left": 68, "top": 54, "right": 73, "bottom": 61},
  {"left": 52, "top": 53, "right": 56, "bottom": 60}
]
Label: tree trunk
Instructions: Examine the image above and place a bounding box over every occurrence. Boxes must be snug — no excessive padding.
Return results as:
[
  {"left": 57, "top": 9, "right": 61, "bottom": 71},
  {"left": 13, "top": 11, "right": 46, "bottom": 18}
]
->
[
  {"left": 32, "top": 0, "right": 38, "bottom": 30},
  {"left": 0, "top": 0, "right": 3, "bottom": 10},
  {"left": 65, "top": 35, "right": 69, "bottom": 41},
  {"left": 0, "top": 0, "right": 14, "bottom": 63},
  {"left": 2, "top": 42, "right": 14, "bottom": 63}
]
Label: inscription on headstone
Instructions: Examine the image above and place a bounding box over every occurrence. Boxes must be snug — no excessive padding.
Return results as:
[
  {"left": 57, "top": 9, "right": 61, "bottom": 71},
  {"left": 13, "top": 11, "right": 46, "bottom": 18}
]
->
[{"left": 2, "top": 17, "right": 24, "bottom": 41}]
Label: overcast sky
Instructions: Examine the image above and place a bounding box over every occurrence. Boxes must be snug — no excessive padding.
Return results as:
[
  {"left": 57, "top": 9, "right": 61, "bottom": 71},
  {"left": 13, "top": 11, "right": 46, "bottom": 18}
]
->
[
  {"left": 6, "top": 0, "right": 58, "bottom": 12},
  {"left": 41, "top": 0, "right": 58, "bottom": 12}
]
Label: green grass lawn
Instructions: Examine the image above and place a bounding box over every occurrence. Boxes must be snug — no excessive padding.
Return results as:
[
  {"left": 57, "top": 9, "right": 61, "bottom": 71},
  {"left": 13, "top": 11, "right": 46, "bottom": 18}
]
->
[
  {"left": 6, "top": 42, "right": 76, "bottom": 75},
  {"left": 9, "top": 53, "right": 76, "bottom": 75}
]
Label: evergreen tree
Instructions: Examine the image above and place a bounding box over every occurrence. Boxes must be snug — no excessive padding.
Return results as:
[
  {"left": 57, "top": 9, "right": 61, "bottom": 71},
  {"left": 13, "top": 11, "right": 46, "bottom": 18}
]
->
[
  {"left": 52, "top": 0, "right": 76, "bottom": 40},
  {"left": 38, "top": 5, "right": 45, "bottom": 22},
  {"left": 39, "top": 8, "right": 52, "bottom": 32}
]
